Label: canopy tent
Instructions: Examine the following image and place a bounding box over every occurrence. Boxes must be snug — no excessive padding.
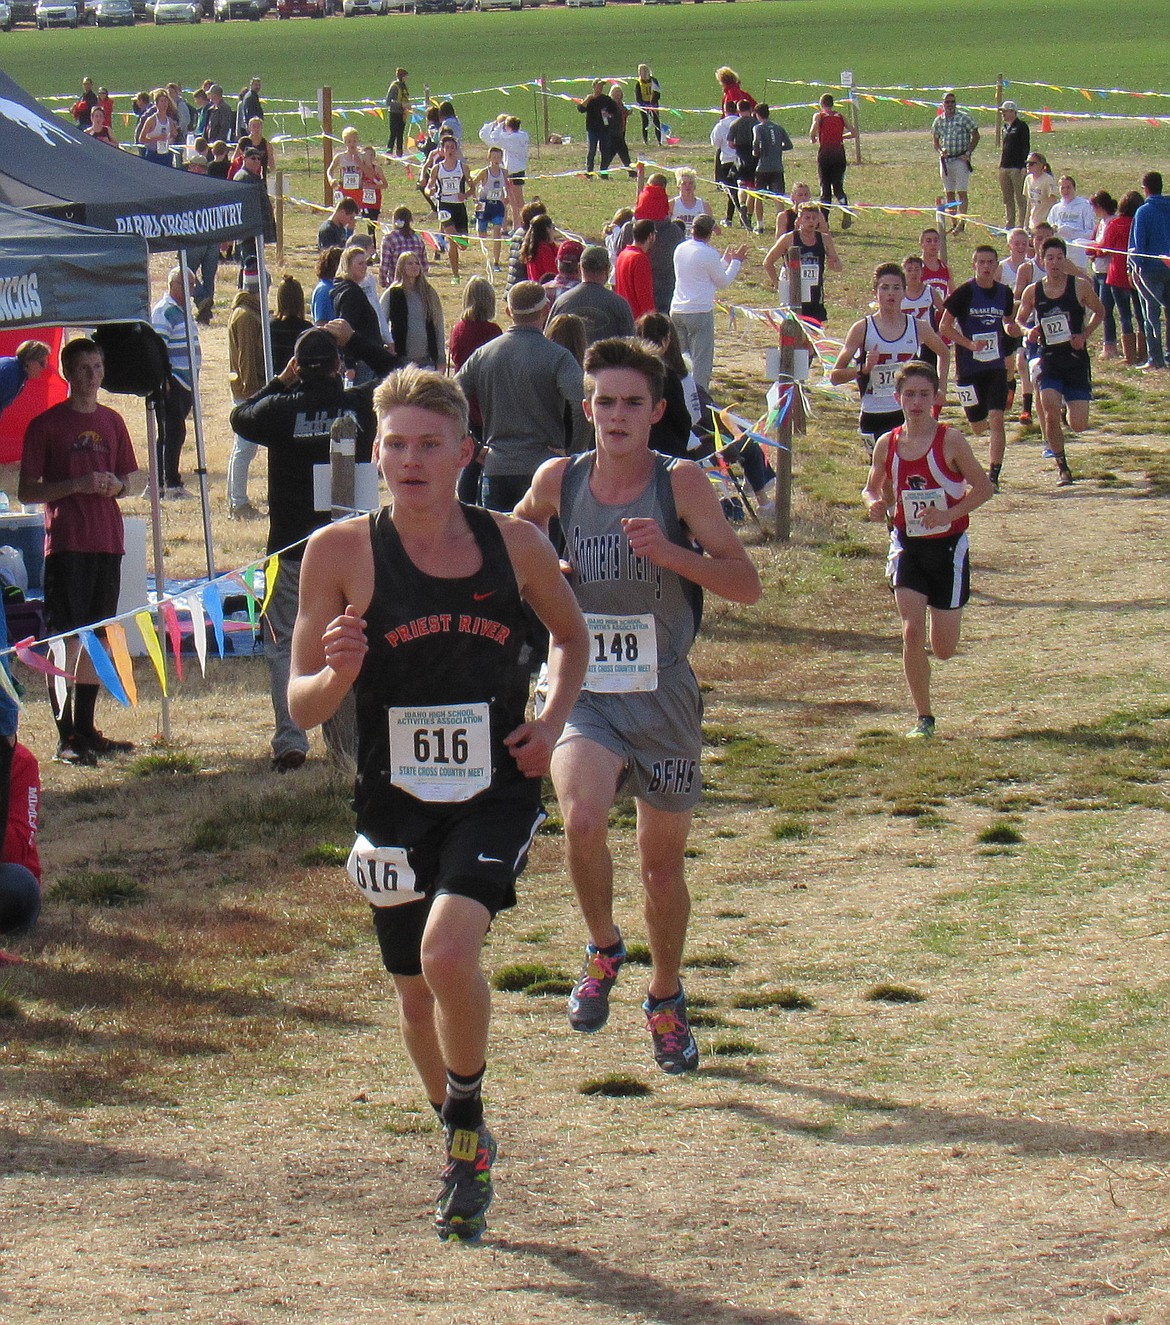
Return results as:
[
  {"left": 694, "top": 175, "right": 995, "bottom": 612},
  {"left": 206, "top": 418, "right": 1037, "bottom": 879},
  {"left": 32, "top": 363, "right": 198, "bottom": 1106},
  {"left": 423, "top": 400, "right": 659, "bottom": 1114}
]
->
[
  {"left": 0, "top": 202, "right": 151, "bottom": 463},
  {"left": 0, "top": 72, "right": 277, "bottom": 740},
  {"left": 0, "top": 201, "right": 151, "bottom": 327},
  {"left": 0, "top": 67, "right": 277, "bottom": 624},
  {"left": 0, "top": 68, "right": 272, "bottom": 248}
]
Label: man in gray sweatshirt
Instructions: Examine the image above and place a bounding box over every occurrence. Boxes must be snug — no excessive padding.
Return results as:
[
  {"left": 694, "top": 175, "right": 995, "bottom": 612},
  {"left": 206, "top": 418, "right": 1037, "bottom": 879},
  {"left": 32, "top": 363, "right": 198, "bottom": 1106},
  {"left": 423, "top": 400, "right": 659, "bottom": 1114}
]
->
[{"left": 456, "top": 281, "right": 591, "bottom": 511}]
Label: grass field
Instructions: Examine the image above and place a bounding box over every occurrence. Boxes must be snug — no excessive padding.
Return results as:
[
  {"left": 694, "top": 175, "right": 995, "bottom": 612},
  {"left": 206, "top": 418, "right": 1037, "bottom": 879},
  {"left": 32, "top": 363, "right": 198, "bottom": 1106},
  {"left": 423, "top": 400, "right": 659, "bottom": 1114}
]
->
[
  {"left": 3, "top": 0, "right": 1170, "bottom": 138},
  {"left": 4, "top": 5, "right": 1170, "bottom": 1320}
]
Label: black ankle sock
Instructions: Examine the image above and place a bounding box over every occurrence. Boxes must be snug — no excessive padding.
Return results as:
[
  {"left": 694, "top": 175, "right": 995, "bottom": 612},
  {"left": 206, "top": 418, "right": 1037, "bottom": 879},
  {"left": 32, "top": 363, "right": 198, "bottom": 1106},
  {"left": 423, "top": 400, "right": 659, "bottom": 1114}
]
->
[
  {"left": 74, "top": 684, "right": 98, "bottom": 737},
  {"left": 1023, "top": 392, "right": 1033, "bottom": 412},
  {"left": 989, "top": 463, "right": 1002, "bottom": 481},
  {"left": 441, "top": 1065, "right": 485, "bottom": 1131},
  {"left": 646, "top": 986, "right": 682, "bottom": 1010},
  {"left": 53, "top": 689, "right": 74, "bottom": 743},
  {"left": 597, "top": 934, "right": 624, "bottom": 957}
]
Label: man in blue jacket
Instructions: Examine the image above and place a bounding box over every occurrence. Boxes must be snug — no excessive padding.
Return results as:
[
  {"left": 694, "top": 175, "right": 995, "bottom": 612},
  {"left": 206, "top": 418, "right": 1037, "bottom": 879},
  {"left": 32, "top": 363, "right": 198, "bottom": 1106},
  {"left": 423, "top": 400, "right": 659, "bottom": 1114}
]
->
[
  {"left": 1130, "top": 171, "right": 1170, "bottom": 371},
  {"left": 0, "top": 342, "right": 49, "bottom": 422}
]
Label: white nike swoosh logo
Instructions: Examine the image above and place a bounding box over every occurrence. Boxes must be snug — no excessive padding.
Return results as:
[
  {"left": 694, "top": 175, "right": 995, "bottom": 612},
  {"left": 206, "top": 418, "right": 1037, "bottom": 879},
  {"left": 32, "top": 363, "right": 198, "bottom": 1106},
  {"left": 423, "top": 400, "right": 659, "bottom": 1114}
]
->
[{"left": 477, "top": 853, "right": 504, "bottom": 864}]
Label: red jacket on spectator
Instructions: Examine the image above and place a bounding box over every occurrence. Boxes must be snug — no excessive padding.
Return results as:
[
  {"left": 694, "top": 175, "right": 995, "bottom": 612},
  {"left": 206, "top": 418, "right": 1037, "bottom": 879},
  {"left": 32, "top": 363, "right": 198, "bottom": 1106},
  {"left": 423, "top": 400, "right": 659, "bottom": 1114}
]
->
[{"left": 614, "top": 245, "right": 656, "bottom": 321}]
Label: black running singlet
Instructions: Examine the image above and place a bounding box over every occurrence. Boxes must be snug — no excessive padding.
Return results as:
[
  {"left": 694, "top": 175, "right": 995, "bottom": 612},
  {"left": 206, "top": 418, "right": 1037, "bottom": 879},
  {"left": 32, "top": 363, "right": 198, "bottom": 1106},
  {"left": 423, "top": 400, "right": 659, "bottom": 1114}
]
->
[{"left": 354, "top": 505, "right": 537, "bottom": 841}]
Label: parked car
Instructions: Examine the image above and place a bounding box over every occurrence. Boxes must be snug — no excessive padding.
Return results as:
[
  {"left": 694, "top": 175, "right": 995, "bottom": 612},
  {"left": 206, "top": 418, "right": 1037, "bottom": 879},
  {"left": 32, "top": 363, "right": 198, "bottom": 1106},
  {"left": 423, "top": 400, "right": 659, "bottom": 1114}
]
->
[
  {"left": 0, "top": 0, "right": 12, "bottom": 27},
  {"left": 416, "top": 0, "right": 456, "bottom": 9},
  {"left": 565, "top": 0, "right": 605, "bottom": 7},
  {"left": 475, "top": 0, "right": 518, "bottom": 9},
  {"left": 276, "top": 0, "right": 324, "bottom": 15},
  {"left": 341, "top": 0, "right": 384, "bottom": 13},
  {"left": 35, "top": 0, "right": 79, "bottom": 26},
  {"left": 214, "top": 0, "right": 260, "bottom": 16},
  {"left": 154, "top": 0, "right": 199, "bottom": 17},
  {"left": 8, "top": 0, "right": 38, "bottom": 22},
  {"left": 88, "top": 0, "right": 134, "bottom": 22}
]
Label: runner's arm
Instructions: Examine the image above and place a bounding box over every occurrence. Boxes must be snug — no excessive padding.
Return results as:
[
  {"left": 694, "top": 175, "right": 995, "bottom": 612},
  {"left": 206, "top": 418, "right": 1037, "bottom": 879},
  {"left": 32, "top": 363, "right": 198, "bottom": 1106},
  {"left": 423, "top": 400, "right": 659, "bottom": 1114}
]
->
[
  {"left": 496, "top": 517, "right": 589, "bottom": 778},
  {"left": 823, "top": 230, "right": 842, "bottom": 272},
  {"left": 917, "top": 325, "right": 952, "bottom": 393},
  {"left": 762, "top": 235, "right": 791, "bottom": 289},
  {"left": 829, "top": 319, "right": 866, "bottom": 385},
  {"left": 288, "top": 524, "right": 370, "bottom": 731},
  {"left": 624, "top": 462, "right": 762, "bottom": 605},
  {"left": 861, "top": 434, "right": 894, "bottom": 522},
  {"left": 513, "top": 457, "right": 569, "bottom": 538},
  {"left": 1074, "top": 276, "right": 1105, "bottom": 342},
  {"left": 920, "top": 427, "right": 994, "bottom": 529}
]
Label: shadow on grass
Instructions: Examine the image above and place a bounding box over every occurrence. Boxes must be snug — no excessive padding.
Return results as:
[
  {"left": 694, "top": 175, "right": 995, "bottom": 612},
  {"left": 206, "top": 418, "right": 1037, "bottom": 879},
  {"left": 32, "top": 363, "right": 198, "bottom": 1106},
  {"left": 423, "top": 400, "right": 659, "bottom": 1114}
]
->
[
  {"left": 705, "top": 619, "right": 895, "bottom": 654},
  {"left": 496, "top": 1239, "right": 815, "bottom": 1325},
  {"left": 698, "top": 1069, "right": 1170, "bottom": 1161},
  {"left": 975, "top": 592, "right": 1168, "bottom": 613},
  {"left": 0, "top": 1126, "right": 218, "bottom": 1182}
]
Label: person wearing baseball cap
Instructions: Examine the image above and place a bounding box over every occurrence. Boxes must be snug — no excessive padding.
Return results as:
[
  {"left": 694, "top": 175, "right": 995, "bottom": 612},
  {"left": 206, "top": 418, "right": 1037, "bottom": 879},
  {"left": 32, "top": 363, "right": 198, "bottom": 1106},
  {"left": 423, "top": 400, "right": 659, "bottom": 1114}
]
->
[
  {"left": 999, "top": 99, "right": 1030, "bottom": 229},
  {"left": 549, "top": 245, "right": 636, "bottom": 348},
  {"left": 548, "top": 239, "right": 585, "bottom": 298},
  {"left": 230, "top": 321, "right": 375, "bottom": 771}
]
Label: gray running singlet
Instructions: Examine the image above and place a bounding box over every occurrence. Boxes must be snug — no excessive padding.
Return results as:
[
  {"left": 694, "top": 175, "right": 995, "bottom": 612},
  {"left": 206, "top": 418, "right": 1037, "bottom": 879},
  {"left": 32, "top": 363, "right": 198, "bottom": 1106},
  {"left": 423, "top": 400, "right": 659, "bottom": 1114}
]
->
[{"left": 560, "top": 450, "right": 701, "bottom": 690}]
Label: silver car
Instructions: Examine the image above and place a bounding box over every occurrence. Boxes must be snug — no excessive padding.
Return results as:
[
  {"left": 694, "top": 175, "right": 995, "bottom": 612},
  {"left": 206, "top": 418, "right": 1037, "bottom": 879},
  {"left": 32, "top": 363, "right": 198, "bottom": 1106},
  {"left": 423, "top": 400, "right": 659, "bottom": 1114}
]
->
[
  {"left": 154, "top": 0, "right": 200, "bottom": 17},
  {"left": 35, "top": 0, "right": 80, "bottom": 26},
  {"left": 89, "top": 0, "right": 135, "bottom": 22}
]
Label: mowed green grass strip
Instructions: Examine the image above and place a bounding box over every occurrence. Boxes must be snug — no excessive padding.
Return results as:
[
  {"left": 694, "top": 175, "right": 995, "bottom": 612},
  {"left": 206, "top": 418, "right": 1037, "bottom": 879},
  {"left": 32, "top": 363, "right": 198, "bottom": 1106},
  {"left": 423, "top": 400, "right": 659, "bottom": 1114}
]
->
[{"left": 3, "top": 0, "right": 1169, "bottom": 136}]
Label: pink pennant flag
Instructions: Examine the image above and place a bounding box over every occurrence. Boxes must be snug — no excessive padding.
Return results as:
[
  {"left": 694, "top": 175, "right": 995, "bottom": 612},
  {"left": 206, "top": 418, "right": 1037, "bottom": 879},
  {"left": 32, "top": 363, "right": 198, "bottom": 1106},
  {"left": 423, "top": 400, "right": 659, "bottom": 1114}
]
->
[
  {"left": 13, "top": 638, "right": 75, "bottom": 681},
  {"left": 161, "top": 600, "right": 184, "bottom": 682}
]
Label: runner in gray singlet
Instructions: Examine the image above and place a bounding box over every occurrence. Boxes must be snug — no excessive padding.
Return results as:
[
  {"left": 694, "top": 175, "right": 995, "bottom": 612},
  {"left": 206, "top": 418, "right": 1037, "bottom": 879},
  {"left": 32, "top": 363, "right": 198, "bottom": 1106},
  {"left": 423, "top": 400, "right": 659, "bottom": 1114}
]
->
[
  {"left": 559, "top": 449, "right": 704, "bottom": 811},
  {"left": 515, "top": 337, "right": 761, "bottom": 1076}
]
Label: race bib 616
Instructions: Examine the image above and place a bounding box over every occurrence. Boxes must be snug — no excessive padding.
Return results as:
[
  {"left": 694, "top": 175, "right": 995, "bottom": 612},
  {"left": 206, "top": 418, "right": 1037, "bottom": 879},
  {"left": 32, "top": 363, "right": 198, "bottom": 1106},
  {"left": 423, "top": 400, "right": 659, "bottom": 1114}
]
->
[
  {"left": 346, "top": 835, "right": 423, "bottom": 908},
  {"left": 389, "top": 703, "right": 492, "bottom": 803}
]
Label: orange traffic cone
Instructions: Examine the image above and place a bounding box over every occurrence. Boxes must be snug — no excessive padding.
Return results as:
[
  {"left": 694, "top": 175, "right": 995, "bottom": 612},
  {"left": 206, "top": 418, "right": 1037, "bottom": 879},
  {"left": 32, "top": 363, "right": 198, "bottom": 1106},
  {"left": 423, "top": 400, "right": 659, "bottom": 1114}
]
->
[{"left": 1040, "top": 108, "right": 1054, "bottom": 133}]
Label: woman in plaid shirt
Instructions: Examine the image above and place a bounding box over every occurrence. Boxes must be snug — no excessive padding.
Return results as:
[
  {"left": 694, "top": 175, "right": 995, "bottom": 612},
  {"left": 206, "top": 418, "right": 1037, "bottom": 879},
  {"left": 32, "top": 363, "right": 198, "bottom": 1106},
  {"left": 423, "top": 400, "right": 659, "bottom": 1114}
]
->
[{"left": 380, "top": 206, "right": 430, "bottom": 290}]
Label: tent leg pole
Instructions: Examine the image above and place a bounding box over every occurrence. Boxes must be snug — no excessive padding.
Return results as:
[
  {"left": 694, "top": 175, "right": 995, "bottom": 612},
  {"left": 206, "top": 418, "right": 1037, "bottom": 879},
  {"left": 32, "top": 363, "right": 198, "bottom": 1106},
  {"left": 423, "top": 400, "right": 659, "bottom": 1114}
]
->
[
  {"left": 257, "top": 238, "right": 274, "bottom": 380},
  {"left": 178, "top": 250, "right": 216, "bottom": 582},
  {"left": 144, "top": 399, "right": 171, "bottom": 745}
]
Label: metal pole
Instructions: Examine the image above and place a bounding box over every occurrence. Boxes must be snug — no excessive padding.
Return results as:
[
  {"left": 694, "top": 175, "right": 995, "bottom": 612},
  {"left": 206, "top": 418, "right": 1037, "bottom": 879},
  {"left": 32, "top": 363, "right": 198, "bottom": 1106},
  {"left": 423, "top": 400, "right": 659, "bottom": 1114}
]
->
[
  {"left": 274, "top": 168, "right": 285, "bottom": 267},
  {"left": 937, "top": 198, "right": 949, "bottom": 265},
  {"left": 177, "top": 250, "right": 216, "bottom": 581},
  {"left": 256, "top": 232, "right": 274, "bottom": 382},
  {"left": 849, "top": 86, "right": 862, "bottom": 166},
  {"left": 142, "top": 399, "right": 171, "bottom": 743},
  {"left": 541, "top": 74, "right": 550, "bottom": 147}
]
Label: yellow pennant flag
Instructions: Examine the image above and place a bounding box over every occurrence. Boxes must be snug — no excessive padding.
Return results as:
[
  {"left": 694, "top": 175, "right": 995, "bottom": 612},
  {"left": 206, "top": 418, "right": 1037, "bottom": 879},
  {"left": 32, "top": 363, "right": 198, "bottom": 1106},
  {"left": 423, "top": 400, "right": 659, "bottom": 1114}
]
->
[
  {"left": 261, "top": 554, "right": 280, "bottom": 615},
  {"left": 135, "top": 611, "right": 168, "bottom": 696},
  {"left": 105, "top": 623, "right": 138, "bottom": 707}
]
